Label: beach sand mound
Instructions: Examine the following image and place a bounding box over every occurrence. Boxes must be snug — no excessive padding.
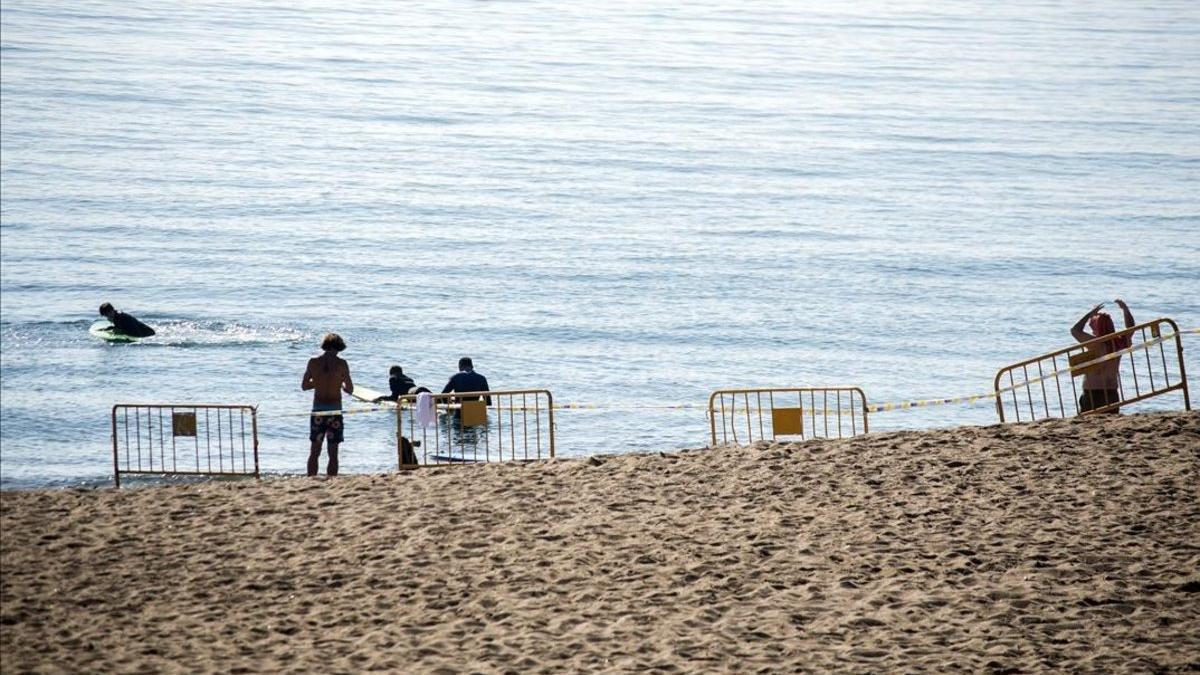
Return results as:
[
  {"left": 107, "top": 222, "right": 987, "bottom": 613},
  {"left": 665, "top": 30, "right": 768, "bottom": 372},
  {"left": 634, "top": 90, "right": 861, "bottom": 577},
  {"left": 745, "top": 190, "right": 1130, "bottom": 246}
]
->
[{"left": 3, "top": 411, "right": 1198, "bottom": 673}]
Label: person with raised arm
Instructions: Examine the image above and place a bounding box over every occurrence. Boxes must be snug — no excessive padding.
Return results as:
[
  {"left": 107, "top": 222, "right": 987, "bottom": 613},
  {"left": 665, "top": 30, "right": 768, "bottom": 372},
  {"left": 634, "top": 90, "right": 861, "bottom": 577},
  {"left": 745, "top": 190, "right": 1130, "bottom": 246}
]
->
[{"left": 1071, "top": 298, "right": 1134, "bottom": 414}]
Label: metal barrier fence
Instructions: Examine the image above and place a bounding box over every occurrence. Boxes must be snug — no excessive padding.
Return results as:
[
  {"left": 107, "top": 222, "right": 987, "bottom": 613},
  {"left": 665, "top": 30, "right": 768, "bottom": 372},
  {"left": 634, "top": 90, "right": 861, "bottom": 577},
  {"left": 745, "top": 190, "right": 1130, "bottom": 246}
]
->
[
  {"left": 392, "top": 390, "right": 555, "bottom": 467},
  {"left": 708, "top": 387, "right": 870, "bottom": 446},
  {"left": 111, "top": 404, "right": 259, "bottom": 488},
  {"left": 994, "top": 318, "right": 1191, "bottom": 423}
]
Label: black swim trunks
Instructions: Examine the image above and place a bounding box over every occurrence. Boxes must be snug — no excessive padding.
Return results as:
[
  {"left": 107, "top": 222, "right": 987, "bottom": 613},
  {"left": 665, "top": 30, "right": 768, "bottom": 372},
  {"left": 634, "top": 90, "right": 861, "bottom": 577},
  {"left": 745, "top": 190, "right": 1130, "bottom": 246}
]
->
[
  {"left": 1079, "top": 389, "right": 1120, "bottom": 414},
  {"left": 310, "top": 404, "right": 345, "bottom": 443}
]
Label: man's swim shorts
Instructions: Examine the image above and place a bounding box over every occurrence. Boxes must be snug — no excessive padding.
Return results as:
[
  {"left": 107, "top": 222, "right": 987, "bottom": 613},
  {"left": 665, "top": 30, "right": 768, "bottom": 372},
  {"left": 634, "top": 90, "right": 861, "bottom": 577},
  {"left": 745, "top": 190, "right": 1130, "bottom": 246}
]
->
[{"left": 310, "top": 403, "right": 344, "bottom": 443}]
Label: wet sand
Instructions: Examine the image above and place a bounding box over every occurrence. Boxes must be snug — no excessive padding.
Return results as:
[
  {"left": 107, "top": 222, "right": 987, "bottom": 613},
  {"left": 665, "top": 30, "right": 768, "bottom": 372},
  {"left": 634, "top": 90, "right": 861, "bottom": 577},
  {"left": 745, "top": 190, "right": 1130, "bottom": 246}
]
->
[{"left": 2, "top": 411, "right": 1198, "bottom": 673}]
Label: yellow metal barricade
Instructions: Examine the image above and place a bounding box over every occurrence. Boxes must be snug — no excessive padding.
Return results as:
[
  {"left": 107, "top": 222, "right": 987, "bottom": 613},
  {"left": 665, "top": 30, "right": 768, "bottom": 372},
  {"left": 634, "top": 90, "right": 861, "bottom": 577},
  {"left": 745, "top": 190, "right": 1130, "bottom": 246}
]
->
[
  {"left": 393, "top": 390, "right": 555, "bottom": 467},
  {"left": 708, "top": 387, "right": 870, "bottom": 446},
  {"left": 994, "top": 318, "right": 1191, "bottom": 423},
  {"left": 111, "top": 404, "right": 259, "bottom": 488}
]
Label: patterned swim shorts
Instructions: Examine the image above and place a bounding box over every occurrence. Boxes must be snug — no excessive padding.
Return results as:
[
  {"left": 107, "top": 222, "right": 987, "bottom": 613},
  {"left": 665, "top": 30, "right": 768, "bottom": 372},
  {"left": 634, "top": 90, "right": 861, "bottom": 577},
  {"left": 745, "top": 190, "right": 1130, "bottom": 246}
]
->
[{"left": 310, "top": 406, "right": 344, "bottom": 443}]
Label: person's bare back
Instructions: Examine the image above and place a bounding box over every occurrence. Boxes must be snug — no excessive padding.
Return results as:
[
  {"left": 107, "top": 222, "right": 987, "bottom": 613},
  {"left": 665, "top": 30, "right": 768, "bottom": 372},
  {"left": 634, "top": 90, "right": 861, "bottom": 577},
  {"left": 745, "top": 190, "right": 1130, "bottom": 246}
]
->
[
  {"left": 302, "top": 333, "right": 353, "bottom": 477},
  {"left": 303, "top": 352, "right": 353, "bottom": 406}
]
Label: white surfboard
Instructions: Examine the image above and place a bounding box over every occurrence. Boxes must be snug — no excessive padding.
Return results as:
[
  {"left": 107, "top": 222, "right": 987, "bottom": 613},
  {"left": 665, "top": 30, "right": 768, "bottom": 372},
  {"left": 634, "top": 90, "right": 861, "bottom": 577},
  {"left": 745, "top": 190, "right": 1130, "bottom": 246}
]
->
[
  {"left": 350, "top": 385, "right": 392, "bottom": 405},
  {"left": 89, "top": 320, "right": 140, "bottom": 343}
]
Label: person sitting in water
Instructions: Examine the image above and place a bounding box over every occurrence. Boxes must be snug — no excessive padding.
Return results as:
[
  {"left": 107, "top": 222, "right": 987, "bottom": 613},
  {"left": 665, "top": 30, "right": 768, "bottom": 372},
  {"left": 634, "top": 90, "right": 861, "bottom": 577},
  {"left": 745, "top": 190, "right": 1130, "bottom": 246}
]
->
[
  {"left": 373, "top": 365, "right": 431, "bottom": 403},
  {"left": 98, "top": 302, "right": 155, "bottom": 337},
  {"left": 1071, "top": 298, "right": 1134, "bottom": 414},
  {"left": 441, "top": 357, "right": 491, "bottom": 405}
]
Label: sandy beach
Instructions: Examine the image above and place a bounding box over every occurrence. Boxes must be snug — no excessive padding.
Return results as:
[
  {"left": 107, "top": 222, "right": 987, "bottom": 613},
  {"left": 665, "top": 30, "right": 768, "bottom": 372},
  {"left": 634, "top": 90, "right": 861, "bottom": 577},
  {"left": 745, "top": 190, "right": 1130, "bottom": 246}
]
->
[{"left": 2, "top": 411, "right": 1198, "bottom": 673}]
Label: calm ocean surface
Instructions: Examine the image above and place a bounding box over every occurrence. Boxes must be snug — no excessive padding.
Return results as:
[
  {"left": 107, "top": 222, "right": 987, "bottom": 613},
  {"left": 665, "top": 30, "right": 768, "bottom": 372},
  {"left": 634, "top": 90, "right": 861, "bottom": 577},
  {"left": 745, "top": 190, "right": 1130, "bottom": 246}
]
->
[{"left": 2, "top": 0, "right": 1198, "bottom": 489}]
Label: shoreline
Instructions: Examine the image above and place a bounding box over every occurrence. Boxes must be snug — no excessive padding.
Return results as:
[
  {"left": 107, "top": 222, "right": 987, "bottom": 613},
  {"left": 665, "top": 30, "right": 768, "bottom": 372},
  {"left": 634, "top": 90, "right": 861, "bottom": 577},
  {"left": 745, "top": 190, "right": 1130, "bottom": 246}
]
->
[{"left": 3, "top": 411, "right": 1198, "bottom": 672}]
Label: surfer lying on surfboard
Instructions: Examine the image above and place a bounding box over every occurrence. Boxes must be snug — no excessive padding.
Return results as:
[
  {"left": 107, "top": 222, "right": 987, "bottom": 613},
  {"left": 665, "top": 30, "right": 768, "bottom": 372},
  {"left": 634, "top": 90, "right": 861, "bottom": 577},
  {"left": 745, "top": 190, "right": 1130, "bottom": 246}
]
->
[
  {"left": 98, "top": 302, "right": 156, "bottom": 338},
  {"left": 372, "top": 365, "right": 431, "bottom": 403}
]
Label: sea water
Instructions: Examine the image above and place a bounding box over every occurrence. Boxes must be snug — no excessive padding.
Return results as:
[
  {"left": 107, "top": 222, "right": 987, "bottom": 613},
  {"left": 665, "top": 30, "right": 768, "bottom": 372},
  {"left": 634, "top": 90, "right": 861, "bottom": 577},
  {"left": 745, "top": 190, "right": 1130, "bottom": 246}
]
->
[{"left": 2, "top": 0, "right": 1198, "bottom": 489}]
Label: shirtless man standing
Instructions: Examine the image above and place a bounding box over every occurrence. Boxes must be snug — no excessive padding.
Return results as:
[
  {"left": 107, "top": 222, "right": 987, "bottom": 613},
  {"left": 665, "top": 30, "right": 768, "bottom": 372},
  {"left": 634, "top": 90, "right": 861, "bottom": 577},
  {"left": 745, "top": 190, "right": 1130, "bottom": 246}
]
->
[{"left": 302, "top": 333, "right": 354, "bottom": 476}]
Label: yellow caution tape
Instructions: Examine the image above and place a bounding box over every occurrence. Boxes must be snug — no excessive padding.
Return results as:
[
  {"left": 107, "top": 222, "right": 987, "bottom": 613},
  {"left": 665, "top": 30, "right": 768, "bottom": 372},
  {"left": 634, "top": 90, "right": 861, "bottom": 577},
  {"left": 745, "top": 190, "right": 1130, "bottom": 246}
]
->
[
  {"left": 267, "top": 329, "right": 1200, "bottom": 421},
  {"left": 552, "top": 402, "right": 706, "bottom": 411},
  {"left": 283, "top": 406, "right": 394, "bottom": 418},
  {"left": 867, "top": 394, "right": 995, "bottom": 413},
  {"left": 717, "top": 330, "right": 1195, "bottom": 416},
  {"left": 866, "top": 329, "right": 1194, "bottom": 414}
]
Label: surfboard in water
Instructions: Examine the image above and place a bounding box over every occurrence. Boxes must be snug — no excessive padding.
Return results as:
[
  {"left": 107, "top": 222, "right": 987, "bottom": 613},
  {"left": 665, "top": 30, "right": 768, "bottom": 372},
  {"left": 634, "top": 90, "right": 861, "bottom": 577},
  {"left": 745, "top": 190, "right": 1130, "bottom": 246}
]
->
[
  {"left": 349, "top": 385, "right": 392, "bottom": 405},
  {"left": 89, "top": 320, "right": 140, "bottom": 343}
]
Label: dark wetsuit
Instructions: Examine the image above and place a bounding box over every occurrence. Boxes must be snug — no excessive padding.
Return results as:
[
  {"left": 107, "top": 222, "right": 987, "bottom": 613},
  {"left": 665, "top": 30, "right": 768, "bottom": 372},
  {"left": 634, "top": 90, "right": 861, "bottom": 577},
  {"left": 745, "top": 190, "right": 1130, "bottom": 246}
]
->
[
  {"left": 442, "top": 370, "right": 491, "bottom": 404},
  {"left": 374, "top": 373, "right": 430, "bottom": 403},
  {"left": 110, "top": 311, "right": 155, "bottom": 338},
  {"left": 389, "top": 373, "right": 417, "bottom": 398}
]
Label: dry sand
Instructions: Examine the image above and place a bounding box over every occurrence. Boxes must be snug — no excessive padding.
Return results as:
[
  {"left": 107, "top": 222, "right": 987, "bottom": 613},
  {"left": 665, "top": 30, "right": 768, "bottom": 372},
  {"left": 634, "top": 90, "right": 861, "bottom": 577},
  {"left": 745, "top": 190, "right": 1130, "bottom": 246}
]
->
[{"left": 2, "top": 411, "right": 1198, "bottom": 673}]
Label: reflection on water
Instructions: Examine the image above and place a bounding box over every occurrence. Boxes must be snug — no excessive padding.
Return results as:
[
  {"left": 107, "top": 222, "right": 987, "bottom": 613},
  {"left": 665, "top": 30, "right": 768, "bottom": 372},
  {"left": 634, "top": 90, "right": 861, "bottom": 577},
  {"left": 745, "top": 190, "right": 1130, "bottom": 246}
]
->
[{"left": 2, "top": 0, "right": 1198, "bottom": 487}]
